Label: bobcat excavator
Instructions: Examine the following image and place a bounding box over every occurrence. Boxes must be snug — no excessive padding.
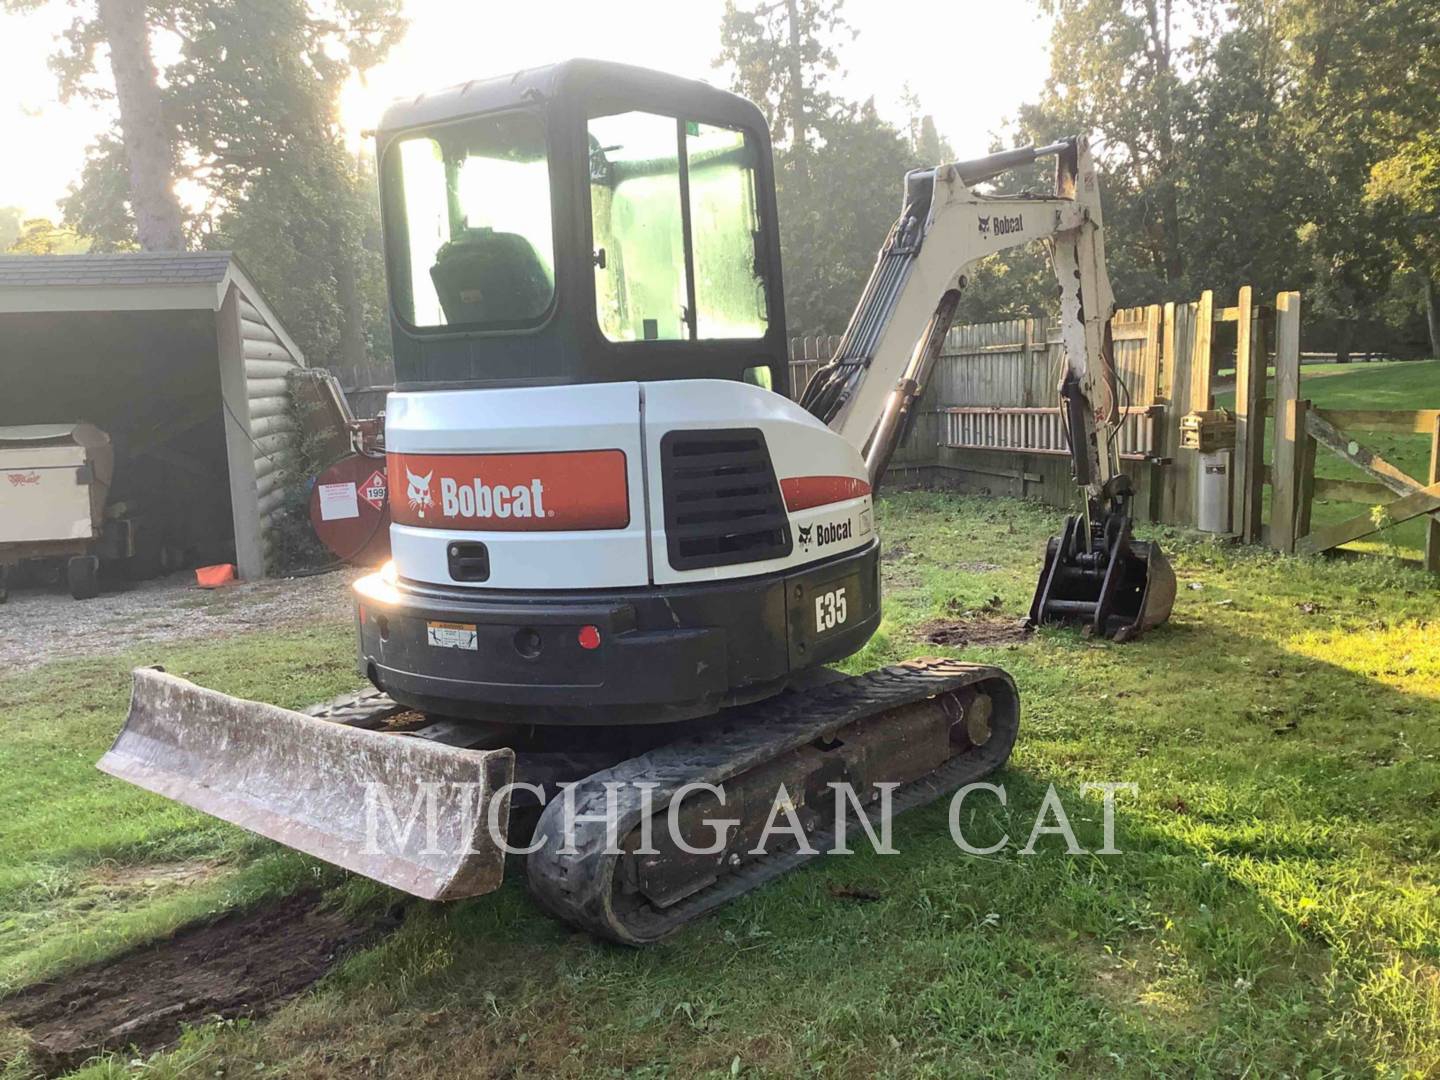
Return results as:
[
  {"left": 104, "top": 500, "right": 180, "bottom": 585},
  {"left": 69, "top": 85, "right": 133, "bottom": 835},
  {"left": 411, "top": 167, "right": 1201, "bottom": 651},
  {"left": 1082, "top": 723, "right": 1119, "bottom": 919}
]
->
[{"left": 100, "top": 60, "right": 1174, "bottom": 945}]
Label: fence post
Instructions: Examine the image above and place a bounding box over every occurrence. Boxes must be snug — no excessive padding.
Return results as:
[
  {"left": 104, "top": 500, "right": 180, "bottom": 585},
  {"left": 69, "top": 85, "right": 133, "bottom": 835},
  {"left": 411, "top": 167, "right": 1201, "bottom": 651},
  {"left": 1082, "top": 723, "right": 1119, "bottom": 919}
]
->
[
  {"left": 1133, "top": 304, "right": 1157, "bottom": 402},
  {"left": 1156, "top": 301, "right": 1181, "bottom": 523},
  {"left": 1270, "top": 291, "right": 1304, "bottom": 552},
  {"left": 1022, "top": 318, "right": 1036, "bottom": 406},
  {"left": 1231, "top": 286, "right": 1266, "bottom": 541},
  {"left": 1190, "top": 290, "right": 1215, "bottom": 413},
  {"left": 1298, "top": 415, "right": 1317, "bottom": 541},
  {"left": 1428, "top": 415, "right": 1440, "bottom": 573}
]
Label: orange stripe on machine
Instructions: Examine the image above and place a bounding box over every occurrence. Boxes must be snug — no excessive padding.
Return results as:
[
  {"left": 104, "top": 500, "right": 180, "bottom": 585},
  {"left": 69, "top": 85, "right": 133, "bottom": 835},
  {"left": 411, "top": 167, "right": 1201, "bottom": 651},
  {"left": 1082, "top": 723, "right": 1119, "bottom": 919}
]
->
[
  {"left": 780, "top": 475, "right": 872, "bottom": 512},
  {"left": 388, "top": 450, "right": 629, "bottom": 530}
]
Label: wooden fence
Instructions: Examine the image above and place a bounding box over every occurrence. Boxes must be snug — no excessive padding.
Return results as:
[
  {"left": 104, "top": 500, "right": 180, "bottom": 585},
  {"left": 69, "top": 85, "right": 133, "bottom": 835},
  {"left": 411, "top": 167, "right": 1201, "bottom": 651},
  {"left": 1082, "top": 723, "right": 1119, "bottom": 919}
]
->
[
  {"left": 788, "top": 296, "right": 1223, "bottom": 526},
  {"left": 1266, "top": 295, "right": 1440, "bottom": 570},
  {"left": 790, "top": 288, "right": 1436, "bottom": 570}
]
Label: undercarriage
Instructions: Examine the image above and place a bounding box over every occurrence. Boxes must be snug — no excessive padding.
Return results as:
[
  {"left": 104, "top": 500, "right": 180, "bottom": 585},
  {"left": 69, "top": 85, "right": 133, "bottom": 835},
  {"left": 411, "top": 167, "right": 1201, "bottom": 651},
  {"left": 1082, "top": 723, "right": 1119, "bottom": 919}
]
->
[{"left": 102, "top": 659, "right": 1017, "bottom": 944}]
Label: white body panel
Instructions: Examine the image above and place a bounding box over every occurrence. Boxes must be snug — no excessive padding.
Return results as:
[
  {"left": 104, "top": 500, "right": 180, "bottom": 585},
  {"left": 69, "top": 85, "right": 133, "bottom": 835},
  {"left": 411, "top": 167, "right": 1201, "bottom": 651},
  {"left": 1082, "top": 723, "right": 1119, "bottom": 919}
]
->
[
  {"left": 386, "top": 382, "right": 651, "bottom": 589},
  {"left": 384, "top": 380, "right": 874, "bottom": 591},
  {"left": 642, "top": 380, "right": 873, "bottom": 585},
  {"left": 0, "top": 444, "right": 93, "bottom": 544}
]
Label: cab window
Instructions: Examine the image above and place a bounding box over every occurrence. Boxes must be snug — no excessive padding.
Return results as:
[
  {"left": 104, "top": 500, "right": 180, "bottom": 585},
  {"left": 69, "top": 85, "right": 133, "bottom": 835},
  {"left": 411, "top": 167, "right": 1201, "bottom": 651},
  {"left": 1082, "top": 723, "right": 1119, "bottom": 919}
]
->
[
  {"left": 385, "top": 110, "right": 555, "bottom": 330},
  {"left": 589, "top": 112, "right": 768, "bottom": 343}
]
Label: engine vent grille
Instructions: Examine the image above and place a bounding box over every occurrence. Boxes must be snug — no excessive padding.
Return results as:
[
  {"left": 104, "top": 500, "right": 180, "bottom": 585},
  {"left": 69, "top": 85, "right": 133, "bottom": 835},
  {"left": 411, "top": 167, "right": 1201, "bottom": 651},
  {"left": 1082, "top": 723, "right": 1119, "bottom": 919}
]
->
[{"left": 660, "top": 428, "right": 792, "bottom": 571}]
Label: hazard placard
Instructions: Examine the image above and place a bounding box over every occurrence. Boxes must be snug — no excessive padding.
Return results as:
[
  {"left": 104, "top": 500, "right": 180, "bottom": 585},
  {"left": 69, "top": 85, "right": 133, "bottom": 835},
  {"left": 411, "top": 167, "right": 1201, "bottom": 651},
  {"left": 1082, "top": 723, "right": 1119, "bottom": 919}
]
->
[{"left": 359, "top": 469, "right": 387, "bottom": 510}]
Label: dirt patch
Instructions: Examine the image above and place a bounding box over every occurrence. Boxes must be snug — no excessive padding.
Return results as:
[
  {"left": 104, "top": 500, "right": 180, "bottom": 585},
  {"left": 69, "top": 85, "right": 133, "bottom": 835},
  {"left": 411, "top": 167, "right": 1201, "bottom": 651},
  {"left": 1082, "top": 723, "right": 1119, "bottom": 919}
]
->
[
  {"left": 917, "top": 615, "right": 1032, "bottom": 647},
  {"left": 0, "top": 568, "right": 361, "bottom": 674},
  {"left": 86, "top": 861, "right": 223, "bottom": 895},
  {"left": 0, "top": 892, "right": 388, "bottom": 1073}
]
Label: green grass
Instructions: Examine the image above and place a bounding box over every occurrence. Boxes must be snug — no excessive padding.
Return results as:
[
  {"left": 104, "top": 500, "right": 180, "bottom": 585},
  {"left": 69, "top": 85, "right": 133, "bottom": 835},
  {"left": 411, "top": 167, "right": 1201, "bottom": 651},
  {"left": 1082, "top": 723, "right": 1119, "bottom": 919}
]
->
[
  {"left": 4, "top": 492, "right": 1440, "bottom": 1077},
  {"left": 1215, "top": 358, "right": 1440, "bottom": 557},
  {"left": 0, "top": 626, "right": 362, "bottom": 994}
]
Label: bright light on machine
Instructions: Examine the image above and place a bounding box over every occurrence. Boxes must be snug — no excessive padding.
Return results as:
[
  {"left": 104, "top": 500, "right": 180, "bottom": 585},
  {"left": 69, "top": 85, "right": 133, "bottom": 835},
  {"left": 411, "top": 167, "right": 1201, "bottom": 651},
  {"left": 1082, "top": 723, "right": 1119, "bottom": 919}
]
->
[{"left": 354, "top": 561, "right": 401, "bottom": 606}]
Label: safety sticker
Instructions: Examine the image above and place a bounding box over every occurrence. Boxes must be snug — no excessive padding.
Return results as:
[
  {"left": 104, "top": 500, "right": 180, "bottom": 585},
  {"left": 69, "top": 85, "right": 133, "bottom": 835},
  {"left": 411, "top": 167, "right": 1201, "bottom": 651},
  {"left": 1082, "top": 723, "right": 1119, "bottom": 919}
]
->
[
  {"left": 318, "top": 481, "right": 359, "bottom": 521},
  {"left": 426, "top": 621, "right": 478, "bottom": 650}
]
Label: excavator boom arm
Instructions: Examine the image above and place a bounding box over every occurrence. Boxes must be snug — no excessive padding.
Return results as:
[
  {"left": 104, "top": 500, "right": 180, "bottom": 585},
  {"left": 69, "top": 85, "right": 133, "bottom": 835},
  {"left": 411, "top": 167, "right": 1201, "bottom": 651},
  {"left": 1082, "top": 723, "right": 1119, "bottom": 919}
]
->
[
  {"left": 800, "top": 136, "right": 1174, "bottom": 642},
  {"left": 799, "top": 138, "right": 1119, "bottom": 502}
]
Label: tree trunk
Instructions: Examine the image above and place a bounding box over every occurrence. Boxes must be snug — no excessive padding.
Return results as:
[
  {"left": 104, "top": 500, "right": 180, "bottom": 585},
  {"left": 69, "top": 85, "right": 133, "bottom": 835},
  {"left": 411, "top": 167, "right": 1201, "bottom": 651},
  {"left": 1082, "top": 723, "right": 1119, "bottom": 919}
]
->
[
  {"left": 1334, "top": 318, "right": 1354, "bottom": 364},
  {"left": 331, "top": 219, "right": 368, "bottom": 387},
  {"left": 96, "top": 0, "right": 184, "bottom": 251},
  {"left": 1425, "top": 275, "right": 1440, "bottom": 360},
  {"left": 785, "top": 0, "right": 808, "bottom": 177}
]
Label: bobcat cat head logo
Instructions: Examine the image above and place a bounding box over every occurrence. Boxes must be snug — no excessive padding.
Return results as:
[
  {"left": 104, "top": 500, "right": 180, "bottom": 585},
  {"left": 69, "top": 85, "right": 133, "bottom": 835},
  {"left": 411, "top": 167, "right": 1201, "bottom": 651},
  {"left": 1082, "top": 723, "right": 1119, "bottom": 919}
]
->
[
  {"left": 977, "top": 215, "right": 991, "bottom": 236},
  {"left": 405, "top": 468, "right": 434, "bottom": 518},
  {"left": 797, "top": 524, "right": 814, "bottom": 549}
]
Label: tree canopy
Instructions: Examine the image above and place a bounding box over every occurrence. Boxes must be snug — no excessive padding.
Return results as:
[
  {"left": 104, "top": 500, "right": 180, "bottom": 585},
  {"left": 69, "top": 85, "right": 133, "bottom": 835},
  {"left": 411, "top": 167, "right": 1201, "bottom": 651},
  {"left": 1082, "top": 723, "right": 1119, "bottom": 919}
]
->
[
  {"left": 718, "top": 0, "right": 1440, "bottom": 358},
  {"left": 8, "top": 0, "right": 404, "bottom": 380}
]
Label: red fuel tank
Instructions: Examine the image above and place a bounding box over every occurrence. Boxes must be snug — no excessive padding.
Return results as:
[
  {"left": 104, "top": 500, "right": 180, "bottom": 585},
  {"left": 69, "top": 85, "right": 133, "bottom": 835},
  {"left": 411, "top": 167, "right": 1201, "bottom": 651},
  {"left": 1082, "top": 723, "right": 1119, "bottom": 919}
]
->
[{"left": 308, "top": 454, "right": 391, "bottom": 566}]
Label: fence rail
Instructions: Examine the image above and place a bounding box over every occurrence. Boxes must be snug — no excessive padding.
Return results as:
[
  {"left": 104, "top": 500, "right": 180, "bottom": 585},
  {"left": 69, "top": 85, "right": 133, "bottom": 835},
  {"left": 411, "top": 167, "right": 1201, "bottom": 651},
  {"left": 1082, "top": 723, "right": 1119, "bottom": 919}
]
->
[{"left": 939, "top": 405, "right": 1163, "bottom": 460}]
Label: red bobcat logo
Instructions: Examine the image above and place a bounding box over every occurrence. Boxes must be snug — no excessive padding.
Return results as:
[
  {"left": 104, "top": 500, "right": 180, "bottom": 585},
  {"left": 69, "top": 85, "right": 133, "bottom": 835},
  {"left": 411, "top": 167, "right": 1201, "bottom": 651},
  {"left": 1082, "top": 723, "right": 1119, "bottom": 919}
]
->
[{"left": 6, "top": 472, "right": 40, "bottom": 487}]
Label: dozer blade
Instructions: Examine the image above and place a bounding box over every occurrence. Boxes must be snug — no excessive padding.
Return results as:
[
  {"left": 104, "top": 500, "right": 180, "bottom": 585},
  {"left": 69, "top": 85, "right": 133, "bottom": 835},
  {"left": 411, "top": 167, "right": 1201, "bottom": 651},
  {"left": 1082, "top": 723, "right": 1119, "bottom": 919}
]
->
[
  {"left": 1029, "top": 515, "right": 1177, "bottom": 641},
  {"left": 98, "top": 668, "right": 515, "bottom": 901}
]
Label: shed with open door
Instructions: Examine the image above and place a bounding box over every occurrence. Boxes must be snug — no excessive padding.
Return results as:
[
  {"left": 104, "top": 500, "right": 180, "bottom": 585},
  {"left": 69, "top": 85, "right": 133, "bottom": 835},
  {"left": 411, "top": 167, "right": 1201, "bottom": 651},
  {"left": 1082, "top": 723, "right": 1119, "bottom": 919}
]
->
[{"left": 0, "top": 252, "right": 306, "bottom": 580}]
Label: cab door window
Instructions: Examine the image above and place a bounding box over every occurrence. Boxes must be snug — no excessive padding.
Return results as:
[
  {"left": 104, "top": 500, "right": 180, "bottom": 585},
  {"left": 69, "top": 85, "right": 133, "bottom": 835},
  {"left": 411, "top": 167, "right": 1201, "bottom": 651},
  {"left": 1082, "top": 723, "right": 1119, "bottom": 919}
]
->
[
  {"left": 588, "top": 111, "right": 688, "bottom": 341},
  {"left": 588, "top": 112, "right": 768, "bottom": 343},
  {"left": 686, "top": 122, "right": 768, "bottom": 340}
]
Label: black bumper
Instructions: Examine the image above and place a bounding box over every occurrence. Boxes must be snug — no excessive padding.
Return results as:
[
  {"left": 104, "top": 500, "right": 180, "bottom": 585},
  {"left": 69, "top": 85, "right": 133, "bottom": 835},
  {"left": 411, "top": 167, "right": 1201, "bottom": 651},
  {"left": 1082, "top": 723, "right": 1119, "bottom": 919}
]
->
[{"left": 355, "top": 540, "right": 881, "bottom": 724}]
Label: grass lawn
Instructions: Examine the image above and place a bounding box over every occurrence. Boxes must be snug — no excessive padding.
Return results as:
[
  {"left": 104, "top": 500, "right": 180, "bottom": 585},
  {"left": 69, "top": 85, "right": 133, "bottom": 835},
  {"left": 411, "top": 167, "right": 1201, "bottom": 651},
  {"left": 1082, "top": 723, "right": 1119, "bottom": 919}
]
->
[
  {"left": 2, "top": 492, "right": 1439, "bottom": 1077},
  {"left": 1214, "top": 358, "right": 1440, "bottom": 558}
]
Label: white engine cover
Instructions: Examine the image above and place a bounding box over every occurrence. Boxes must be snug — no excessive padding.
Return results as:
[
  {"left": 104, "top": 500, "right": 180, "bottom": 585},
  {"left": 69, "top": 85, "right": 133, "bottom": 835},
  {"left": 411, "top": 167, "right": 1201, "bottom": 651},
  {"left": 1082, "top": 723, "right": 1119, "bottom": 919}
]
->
[
  {"left": 384, "top": 380, "right": 873, "bottom": 591},
  {"left": 640, "top": 380, "right": 873, "bottom": 585}
]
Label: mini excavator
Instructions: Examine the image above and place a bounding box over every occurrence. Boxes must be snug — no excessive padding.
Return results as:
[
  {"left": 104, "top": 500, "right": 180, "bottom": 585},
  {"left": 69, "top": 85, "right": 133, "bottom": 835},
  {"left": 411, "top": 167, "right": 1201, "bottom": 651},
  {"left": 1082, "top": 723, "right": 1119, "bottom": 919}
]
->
[{"left": 101, "top": 61, "right": 1174, "bottom": 944}]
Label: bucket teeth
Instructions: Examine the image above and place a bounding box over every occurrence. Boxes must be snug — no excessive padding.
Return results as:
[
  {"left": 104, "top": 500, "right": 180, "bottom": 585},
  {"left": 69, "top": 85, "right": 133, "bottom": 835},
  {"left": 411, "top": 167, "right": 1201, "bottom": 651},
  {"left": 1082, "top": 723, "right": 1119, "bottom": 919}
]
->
[{"left": 98, "top": 668, "right": 515, "bottom": 901}]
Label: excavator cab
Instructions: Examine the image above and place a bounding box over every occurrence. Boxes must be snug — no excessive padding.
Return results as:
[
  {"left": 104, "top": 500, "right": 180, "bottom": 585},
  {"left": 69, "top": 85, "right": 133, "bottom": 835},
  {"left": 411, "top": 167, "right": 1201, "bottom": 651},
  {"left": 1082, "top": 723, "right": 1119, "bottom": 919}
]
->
[{"left": 376, "top": 59, "right": 791, "bottom": 393}]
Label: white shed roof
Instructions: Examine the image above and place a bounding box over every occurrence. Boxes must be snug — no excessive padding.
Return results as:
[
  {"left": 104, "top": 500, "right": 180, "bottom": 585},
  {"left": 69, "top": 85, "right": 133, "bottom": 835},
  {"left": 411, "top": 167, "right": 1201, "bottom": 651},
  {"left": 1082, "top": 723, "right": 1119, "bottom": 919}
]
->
[{"left": 0, "top": 252, "right": 305, "bottom": 363}]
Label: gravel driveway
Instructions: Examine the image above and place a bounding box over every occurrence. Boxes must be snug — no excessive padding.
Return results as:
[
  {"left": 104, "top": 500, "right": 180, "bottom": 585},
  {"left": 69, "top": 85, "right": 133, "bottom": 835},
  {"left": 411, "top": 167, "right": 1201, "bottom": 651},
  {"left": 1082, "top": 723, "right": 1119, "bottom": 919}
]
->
[{"left": 0, "top": 568, "right": 361, "bottom": 674}]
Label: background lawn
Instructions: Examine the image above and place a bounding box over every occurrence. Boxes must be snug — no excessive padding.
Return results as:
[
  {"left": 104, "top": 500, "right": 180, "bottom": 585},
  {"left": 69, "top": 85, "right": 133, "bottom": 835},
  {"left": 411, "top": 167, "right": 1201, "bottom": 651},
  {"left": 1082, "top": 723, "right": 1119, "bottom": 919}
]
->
[
  {"left": 1215, "top": 358, "right": 1440, "bottom": 558},
  {"left": 2, "top": 491, "right": 1438, "bottom": 1078}
]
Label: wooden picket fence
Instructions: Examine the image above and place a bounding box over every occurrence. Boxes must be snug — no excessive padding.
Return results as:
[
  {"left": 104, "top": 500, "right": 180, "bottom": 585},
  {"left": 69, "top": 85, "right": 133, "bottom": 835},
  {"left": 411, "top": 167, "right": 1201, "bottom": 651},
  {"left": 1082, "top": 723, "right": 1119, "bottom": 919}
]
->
[{"left": 791, "top": 288, "right": 1439, "bottom": 569}]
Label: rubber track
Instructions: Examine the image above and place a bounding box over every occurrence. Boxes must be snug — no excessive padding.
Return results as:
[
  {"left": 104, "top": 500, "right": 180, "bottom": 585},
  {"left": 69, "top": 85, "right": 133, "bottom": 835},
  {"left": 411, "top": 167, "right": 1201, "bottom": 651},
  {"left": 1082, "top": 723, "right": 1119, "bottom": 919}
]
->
[
  {"left": 525, "top": 658, "right": 1019, "bottom": 945},
  {"left": 302, "top": 687, "right": 404, "bottom": 728}
]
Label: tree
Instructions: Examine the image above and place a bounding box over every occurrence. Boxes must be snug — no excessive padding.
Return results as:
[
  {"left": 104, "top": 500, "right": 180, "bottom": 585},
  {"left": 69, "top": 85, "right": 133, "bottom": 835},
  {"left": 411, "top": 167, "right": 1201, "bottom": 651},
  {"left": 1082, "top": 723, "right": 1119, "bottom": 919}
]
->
[
  {"left": 9, "top": 218, "right": 90, "bottom": 254},
  {"left": 1179, "top": 0, "right": 1308, "bottom": 298},
  {"left": 3, "top": 0, "right": 186, "bottom": 249},
  {"left": 94, "top": 0, "right": 185, "bottom": 248},
  {"left": 717, "top": 0, "right": 851, "bottom": 179},
  {"left": 1279, "top": 0, "right": 1439, "bottom": 358},
  {"left": 1366, "top": 132, "right": 1440, "bottom": 357},
  {"left": 0, "top": 207, "right": 23, "bottom": 251},
  {"left": 786, "top": 99, "right": 925, "bottom": 332},
  {"left": 1038, "top": 0, "right": 1216, "bottom": 292},
  {"left": 49, "top": 0, "right": 404, "bottom": 376},
  {"left": 718, "top": 0, "right": 933, "bottom": 333}
]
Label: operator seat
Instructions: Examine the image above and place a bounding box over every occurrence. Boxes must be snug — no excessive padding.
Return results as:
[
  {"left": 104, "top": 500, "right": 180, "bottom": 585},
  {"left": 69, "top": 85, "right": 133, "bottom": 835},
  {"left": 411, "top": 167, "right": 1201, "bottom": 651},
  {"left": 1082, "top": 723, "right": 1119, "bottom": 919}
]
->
[{"left": 430, "top": 227, "right": 553, "bottom": 325}]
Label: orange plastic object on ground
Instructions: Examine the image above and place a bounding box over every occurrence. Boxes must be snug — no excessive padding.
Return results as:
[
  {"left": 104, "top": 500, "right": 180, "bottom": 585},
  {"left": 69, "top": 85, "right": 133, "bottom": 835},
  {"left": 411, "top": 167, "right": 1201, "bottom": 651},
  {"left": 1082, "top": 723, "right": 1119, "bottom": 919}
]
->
[{"left": 195, "top": 564, "right": 237, "bottom": 588}]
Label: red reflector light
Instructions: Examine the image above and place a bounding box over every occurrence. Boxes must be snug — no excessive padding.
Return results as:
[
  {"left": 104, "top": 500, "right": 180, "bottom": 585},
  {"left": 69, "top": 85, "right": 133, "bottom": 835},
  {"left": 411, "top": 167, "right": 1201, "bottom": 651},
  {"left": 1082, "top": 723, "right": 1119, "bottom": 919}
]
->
[
  {"left": 577, "top": 625, "right": 602, "bottom": 650},
  {"left": 358, "top": 606, "right": 367, "bottom": 625}
]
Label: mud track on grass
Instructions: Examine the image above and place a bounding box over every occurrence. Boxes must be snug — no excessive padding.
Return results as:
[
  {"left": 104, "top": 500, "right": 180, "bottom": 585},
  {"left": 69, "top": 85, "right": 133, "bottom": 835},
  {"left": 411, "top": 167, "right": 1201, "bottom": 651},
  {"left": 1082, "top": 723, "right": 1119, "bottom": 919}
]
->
[
  {"left": 0, "top": 892, "right": 393, "bottom": 1073},
  {"left": 916, "top": 615, "right": 1033, "bottom": 647}
]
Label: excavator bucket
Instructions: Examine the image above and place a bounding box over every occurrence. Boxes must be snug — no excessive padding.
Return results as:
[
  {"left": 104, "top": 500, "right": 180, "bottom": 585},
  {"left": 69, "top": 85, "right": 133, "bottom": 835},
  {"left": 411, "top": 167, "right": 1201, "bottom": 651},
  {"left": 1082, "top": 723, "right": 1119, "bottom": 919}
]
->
[
  {"left": 98, "top": 668, "right": 515, "bottom": 901},
  {"left": 1029, "top": 515, "right": 1177, "bottom": 642}
]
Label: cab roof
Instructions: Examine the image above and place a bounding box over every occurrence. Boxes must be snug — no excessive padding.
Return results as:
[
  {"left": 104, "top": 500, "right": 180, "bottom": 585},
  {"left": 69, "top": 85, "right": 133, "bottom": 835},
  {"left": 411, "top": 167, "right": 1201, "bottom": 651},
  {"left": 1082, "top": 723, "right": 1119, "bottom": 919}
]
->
[{"left": 377, "top": 58, "right": 767, "bottom": 137}]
